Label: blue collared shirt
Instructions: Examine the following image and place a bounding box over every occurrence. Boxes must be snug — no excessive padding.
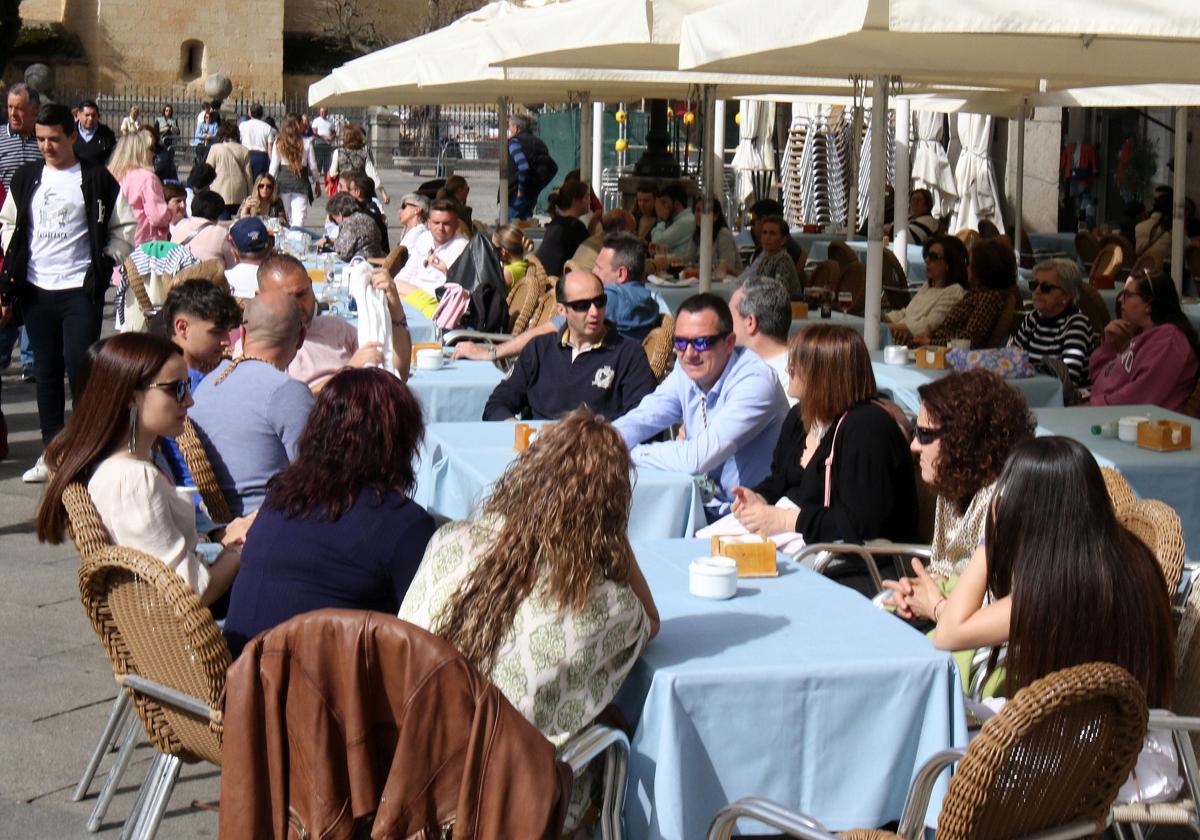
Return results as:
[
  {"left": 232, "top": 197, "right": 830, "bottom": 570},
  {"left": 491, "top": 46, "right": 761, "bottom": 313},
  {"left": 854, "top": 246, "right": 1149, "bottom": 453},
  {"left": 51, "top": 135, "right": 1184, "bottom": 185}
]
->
[
  {"left": 604, "top": 280, "right": 662, "bottom": 341},
  {"left": 613, "top": 346, "right": 789, "bottom": 515}
]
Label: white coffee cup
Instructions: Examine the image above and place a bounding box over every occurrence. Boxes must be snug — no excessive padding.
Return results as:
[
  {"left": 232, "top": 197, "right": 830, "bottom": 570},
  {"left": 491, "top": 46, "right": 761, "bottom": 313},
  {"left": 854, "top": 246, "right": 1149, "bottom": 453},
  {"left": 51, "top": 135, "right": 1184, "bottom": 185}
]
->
[
  {"left": 688, "top": 556, "right": 738, "bottom": 600},
  {"left": 883, "top": 345, "right": 908, "bottom": 365},
  {"left": 416, "top": 348, "right": 444, "bottom": 370},
  {"left": 1118, "top": 415, "right": 1149, "bottom": 443}
]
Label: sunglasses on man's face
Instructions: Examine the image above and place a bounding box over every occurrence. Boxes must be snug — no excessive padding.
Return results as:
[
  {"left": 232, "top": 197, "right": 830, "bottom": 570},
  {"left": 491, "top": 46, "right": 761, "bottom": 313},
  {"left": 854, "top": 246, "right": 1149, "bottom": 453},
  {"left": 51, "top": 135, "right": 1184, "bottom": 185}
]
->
[
  {"left": 563, "top": 293, "right": 607, "bottom": 313},
  {"left": 914, "top": 424, "right": 944, "bottom": 445},
  {"left": 673, "top": 333, "right": 729, "bottom": 353},
  {"left": 146, "top": 378, "right": 192, "bottom": 404}
]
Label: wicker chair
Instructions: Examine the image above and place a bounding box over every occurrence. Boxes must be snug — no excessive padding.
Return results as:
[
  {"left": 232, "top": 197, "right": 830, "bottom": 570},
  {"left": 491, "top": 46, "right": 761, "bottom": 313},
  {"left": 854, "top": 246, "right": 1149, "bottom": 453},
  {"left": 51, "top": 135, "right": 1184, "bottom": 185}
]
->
[
  {"left": 170, "top": 258, "right": 231, "bottom": 294},
  {"left": 1115, "top": 499, "right": 1186, "bottom": 595},
  {"left": 381, "top": 243, "right": 409, "bottom": 276},
  {"left": 1131, "top": 252, "right": 1164, "bottom": 277},
  {"left": 1184, "top": 379, "right": 1200, "bottom": 419},
  {"left": 1077, "top": 283, "right": 1113, "bottom": 339},
  {"left": 1112, "top": 578, "right": 1200, "bottom": 836},
  {"left": 827, "top": 240, "right": 859, "bottom": 271},
  {"left": 174, "top": 418, "right": 234, "bottom": 526},
  {"left": 808, "top": 259, "right": 841, "bottom": 294},
  {"left": 707, "top": 662, "right": 1148, "bottom": 840},
  {"left": 1075, "top": 231, "right": 1101, "bottom": 270},
  {"left": 984, "top": 286, "right": 1022, "bottom": 348},
  {"left": 642, "top": 314, "right": 675, "bottom": 382},
  {"left": 795, "top": 247, "right": 809, "bottom": 278},
  {"left": 1100, "top": 234, "right": 1136, "bottom": 270},
  {"left": 78, "top": 545, "right": 229, "bottom": 839},
  {"left": 1101, "top": 467, "right": 1137, "bottom": 511},
  {"left": 881, "top": 249, "right": 910, "bottom": 311},
  {"left": 832, "top": 262, "right": 866, "bottom": 316}
]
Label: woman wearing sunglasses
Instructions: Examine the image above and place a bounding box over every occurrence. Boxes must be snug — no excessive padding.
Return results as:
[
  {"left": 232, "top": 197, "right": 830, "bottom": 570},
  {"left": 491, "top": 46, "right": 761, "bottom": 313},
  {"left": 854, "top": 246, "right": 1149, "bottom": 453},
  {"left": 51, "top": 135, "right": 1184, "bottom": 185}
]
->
[
  {"left": 731, "top": 324, "right": 917, "bottom": 593},
  {"left": 1089, "top": 271, "right": 1200, "bottom": 412},
  {"left": 1009, "top": 258, "right": 1096, "bottom": 389},
  {"left": 914, "top": 238, "right": 1016, "bottom": 349},
  {"left": 883, "top": 370, "right": 1035, "bottom": 622},
  {"left": 36, "top": 333, "right": 242, "bottom": 608},
  {"left": 887, "top": 235, "right": 967, "bottom": 346}
]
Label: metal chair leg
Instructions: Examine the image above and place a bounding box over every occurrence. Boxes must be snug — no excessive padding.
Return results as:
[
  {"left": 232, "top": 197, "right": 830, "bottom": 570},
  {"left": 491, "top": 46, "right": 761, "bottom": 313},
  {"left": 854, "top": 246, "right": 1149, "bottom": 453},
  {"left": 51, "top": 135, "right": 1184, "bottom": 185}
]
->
[
  {"left": 119, "top": 754, "right": 164, "bottom": 840},
  {"left": 86, "top": 716, "right": 140, "bottom": 832},
  {"left": 124, "top": 755, "right": 181, "bottom": 840},
  {"left": 73, "top": 692, "right": 132, "bottom": 801}
]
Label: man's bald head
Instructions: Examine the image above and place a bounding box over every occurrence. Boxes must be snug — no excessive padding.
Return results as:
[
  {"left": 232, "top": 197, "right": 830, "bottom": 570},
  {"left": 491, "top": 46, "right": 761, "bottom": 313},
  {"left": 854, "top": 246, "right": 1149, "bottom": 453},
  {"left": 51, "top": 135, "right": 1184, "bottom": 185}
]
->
[
  {"left": 257, "top": 252, "right": 316, "bottom": 325},
  {"left": 243, "top": 290, "right": 304, "bottom": 350}
]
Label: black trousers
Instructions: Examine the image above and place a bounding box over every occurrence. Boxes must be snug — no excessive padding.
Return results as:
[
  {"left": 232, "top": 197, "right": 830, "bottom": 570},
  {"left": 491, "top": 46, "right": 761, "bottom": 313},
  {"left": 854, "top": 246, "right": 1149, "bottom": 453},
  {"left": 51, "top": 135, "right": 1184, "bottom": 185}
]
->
[{"left": 18, "top": 284, "right": 103, "bottom": 444}]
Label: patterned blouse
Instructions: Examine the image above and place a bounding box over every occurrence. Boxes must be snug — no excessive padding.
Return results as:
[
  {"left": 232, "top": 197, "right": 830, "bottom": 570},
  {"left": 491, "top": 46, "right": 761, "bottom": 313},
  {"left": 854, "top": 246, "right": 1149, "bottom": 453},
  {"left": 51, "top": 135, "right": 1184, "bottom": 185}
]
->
[
  {"left": 927, "top": 482, "right": 996, "bottom": 579},
  {"left": 333, "top": 210, "right": 384, "bottom": 262},
  {"left": 398, "top": 518, "right": 651, "bottom": 747},
  {"left": 929, "top": 288, "right": 1006, "bottom": 348}
]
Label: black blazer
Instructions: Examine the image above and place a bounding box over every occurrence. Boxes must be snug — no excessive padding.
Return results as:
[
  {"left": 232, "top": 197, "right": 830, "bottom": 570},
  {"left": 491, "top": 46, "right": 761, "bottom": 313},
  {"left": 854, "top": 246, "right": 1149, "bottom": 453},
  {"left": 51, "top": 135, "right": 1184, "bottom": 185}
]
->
[
  {"left": 73, "top": 123, "right": 117, "bottom": 167},
  {"left": 753, "top": 401, "right": 917, "bottom": 544}
]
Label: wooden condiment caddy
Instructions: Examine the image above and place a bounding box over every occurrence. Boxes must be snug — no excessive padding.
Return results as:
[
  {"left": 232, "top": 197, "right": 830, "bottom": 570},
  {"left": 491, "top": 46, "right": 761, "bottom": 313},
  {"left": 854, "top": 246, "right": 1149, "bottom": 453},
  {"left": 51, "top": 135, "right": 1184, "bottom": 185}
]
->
[
  {"left": 710, "top": 535, "right": 779, "bottom": 577},
  {"left": 1137, "top": 419, "right": 1192, "bottom": 452},
  {"left": 915, "top": 346, "right": 950, "bottom": 369}
]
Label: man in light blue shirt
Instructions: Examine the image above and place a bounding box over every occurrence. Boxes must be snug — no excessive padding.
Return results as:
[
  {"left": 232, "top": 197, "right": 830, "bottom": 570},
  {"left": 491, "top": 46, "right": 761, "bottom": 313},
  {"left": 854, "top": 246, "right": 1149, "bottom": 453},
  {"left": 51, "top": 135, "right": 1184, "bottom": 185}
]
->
[
  {"left": 614, "top": 293, "right": 789, "bottom": 518},
  {"left": 649, "top": 182, "right": 695, "bottom": 260}
]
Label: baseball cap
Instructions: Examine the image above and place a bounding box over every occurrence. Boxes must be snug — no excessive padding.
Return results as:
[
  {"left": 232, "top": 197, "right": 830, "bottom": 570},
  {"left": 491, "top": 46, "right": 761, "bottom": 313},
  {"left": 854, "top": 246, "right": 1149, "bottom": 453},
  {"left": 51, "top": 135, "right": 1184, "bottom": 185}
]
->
[{"left": 229, "top": 217, "right": 272, "bottom": 253}]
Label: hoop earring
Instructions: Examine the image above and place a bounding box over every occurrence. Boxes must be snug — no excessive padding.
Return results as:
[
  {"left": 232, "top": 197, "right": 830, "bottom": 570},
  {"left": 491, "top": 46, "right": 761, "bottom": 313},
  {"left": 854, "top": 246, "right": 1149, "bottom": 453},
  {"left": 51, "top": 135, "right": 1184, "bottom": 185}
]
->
[{"left": 127, "top": 405, "right": 138, "bottom": 454}]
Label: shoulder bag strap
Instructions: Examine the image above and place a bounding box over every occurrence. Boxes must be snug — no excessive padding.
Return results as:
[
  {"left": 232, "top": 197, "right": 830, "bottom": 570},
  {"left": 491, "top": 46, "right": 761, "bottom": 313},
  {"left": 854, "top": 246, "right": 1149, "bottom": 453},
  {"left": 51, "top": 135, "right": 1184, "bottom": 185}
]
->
[{"left": 823, "top": 412, "right": 850, "bottom": 508}]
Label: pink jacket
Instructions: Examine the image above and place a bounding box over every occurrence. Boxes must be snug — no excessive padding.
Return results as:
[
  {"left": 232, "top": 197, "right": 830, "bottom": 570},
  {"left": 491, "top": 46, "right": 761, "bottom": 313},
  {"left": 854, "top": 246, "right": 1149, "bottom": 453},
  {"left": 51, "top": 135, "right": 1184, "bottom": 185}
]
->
[
  {"left": 120, "top": 168, "right": 173, "bottom": 245},
  {"left": 1090, "top": 323, "right": 1199, "bottom": 412}
]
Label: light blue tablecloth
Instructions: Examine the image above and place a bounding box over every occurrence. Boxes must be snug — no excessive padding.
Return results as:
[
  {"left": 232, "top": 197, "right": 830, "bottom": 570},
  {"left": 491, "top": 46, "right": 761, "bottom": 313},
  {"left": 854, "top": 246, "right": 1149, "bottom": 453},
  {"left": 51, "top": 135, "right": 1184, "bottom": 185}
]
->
[
  {"left": 312, "top": 281, "right": 438, "bottom": 345},
  {"left": 406, "top": 359, "right": 504, "bottom": 422},
  {"left": 413, "top": 423, "right": 705, "bottom": 539},
  {"left": 647, "top": 278, "right": 736, "bottom": 313},
  {"left": 1035, "top": 406, "right": 1200, "bottom": 551},
  {"left": 619, "top": 539, "right": 967, "bottom": 838},
  {"left": 872, "top": 351, "right": 1064, "bottom": 416},
  {"left": 789, "top": 313, "right": 896, "bottom": 348}
]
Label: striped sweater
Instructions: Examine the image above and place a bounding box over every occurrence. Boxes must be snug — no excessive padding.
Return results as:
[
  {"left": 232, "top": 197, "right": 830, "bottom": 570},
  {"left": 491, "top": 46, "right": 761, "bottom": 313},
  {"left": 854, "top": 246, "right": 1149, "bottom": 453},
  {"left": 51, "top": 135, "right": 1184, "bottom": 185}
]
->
[{"left": 1009, "top": 304, "right": 1096, "bottom": 387}]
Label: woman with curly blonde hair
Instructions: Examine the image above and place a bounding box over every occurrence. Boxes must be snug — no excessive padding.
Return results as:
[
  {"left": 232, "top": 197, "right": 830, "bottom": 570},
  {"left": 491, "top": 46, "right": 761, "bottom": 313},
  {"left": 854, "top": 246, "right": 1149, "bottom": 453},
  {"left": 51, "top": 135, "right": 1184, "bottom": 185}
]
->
[
  {"left": 399, "top": 408, "right": 659, "bottom": 746},
  {"left": 269, "top": 114, "right": 322, "bottom": 226},
  {"left": 108, "top": 131, "right": 172, "bottom": 244},
  {"left": 237, "top": 173, "right": 288, "bottom": 225}
]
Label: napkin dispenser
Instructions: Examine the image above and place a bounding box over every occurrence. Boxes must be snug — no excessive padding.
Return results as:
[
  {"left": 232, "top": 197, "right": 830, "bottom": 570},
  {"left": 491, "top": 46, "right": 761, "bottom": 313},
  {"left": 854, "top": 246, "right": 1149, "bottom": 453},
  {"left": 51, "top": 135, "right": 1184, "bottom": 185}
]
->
[
  {"left": 790, "top": 302, "right": 809, "bottom": 319},
  {"left": 513, "top": 423, "right": 535, "bottom": 451},
  {"left": 1137, "top": 419, "right": 1192, "bottom": 452},
  {"left": 710, "top": 535, "right": 779, "bottom": 577},
  {"left": 410, "top": 342, "right": 441, "bottom": 363},
  {"left": 916, "top": 346, "right": 950, "bottom": 369}
]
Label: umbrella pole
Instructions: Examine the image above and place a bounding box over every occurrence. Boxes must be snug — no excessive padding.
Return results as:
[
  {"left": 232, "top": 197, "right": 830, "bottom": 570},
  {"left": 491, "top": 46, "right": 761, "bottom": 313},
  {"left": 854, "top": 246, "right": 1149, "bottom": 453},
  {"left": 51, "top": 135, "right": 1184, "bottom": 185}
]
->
[
  {"left": 893, "top": 99, "right": 911, "bottom": 259},
  {"left": 699, "top": 84, "right": 716, "bottom": 293},
  {"left": 579, "top": 93, "right": 592, "bottom": 194},
  {"left": 713, "top": 99, "right": 726, "bottom": 217},
  {"left": 847, "top": 80, "right": 864, "bottom": 238},
  {"left": 592, "top": 101, "right": 604, "bottom": 191},
  {"left": 1013, "top": 100, "right": 1026, "bottom": 270},
  {"left": 1172, "top": 106, "right": 1187, "bottom": 295},
  {"left": 864, "top": 76, "right": 888, "bottom": 351},
  {"left": 498, "top": 96, "right": 510, "bottom": 226}
]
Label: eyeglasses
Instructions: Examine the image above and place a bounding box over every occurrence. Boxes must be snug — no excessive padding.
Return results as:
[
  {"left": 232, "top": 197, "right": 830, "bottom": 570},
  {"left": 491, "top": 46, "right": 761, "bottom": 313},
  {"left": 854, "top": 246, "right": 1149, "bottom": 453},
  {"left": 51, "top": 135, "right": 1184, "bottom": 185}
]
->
[
  {"left": 673, "top": 333, "right": 730, "bottom": 353},
  {"left": 563, "top": 293, "right": 607, "bottom": 313},
  {"left": 1029, "top": 281, "right": 1063, "bottom": 294},
  {"left": 914, "top": 424, "right": 944, "bottom": 445},
  {"left": 146, "top": 378, "right": 192, "bottom": 404},
  {"left": 924, "top": 251, "right": 945, "bottom": 263}
]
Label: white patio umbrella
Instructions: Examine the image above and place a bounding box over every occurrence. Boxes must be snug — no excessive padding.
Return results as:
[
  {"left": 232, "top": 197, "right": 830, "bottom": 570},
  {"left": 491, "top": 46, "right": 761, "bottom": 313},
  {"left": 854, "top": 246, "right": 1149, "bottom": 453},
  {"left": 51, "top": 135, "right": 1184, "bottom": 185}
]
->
[
  {"left": 731, "top": 100, "right": 775, "bottom": 205},
  {"left": 911, "top": 110, "right": 956, "bottom": 219},
  {"left": 950, "top": 113, "right": 1004, "bottom": 235}
]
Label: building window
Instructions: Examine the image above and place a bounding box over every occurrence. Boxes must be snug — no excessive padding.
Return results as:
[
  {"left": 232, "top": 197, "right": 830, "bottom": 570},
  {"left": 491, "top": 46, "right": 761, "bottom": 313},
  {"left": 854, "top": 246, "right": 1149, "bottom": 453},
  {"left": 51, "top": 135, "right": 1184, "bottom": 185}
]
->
[{"left": 180, "top": 40, "right": 204, "bottom": 82}]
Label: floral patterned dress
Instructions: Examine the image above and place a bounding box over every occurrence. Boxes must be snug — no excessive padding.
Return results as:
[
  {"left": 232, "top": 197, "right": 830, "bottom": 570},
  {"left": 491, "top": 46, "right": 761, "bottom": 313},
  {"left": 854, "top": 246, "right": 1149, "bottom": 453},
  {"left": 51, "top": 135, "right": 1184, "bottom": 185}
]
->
[{"left": 398, "top": 518, "right": 651, "bottom": 747}]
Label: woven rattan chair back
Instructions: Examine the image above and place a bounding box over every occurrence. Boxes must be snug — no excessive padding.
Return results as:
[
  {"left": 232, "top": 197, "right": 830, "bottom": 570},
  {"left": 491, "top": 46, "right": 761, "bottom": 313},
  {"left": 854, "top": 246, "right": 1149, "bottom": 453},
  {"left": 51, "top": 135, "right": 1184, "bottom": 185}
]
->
[
  {"left": 1175, "top": 582, "right": 1200, "bottom": 756},
  {"left": 170, "top": 259, "right": 232, "bottom": 296},
  {"left": 1076, "top": 283, "right": 1112, "bottom": 339},
  {"left": 174, "top": 418, "right": 234, "bottom": 525},
  {"left": 63, "top": 482, "right": 113, "bottom": 560},
  {"left": 1131, "top": 252, "right": 1164, "bottom": 277},
  {"left": 881, "top": 249, "right": 910, "bottom": 310},
  {"left": 642, "top": 314, "right": 675, "bottom": 382},
  {"left": 1100, "top": 467, "right": 1136, "bottom": 511},
  {"left": 123, "top": 257, "right": 154, "bottom": 315},
  {"left": 794, "top": 247, "right": 808, "bottom": 280},
  {"left": 938, "top": 662, "right": 1147, "bottom": 840},
  {"left": 807, "top": 259, "right": 841, "bottom": 293},
  {"left": 1074, "top": 231, "right": 1101, "bottom": 269},
  {"left": 1090, "top": 244, "right": 1124, "bottom": 282},
  {"left": 1099, "top": 234, "right": 1136, "bottom": 269},
  {"left": 509, "top": 260, "right": 553, "bottom": 335},
  {"left": 826, "top": 241, "right": 859, "bottom": 271},
  {"left": 1185, "top": 379, "right": 1200, "bottom": 419},
  {"left": 1116, "top": 499, "right": 1186, "bottom": 594},
  {"left": 832, "top": 263, "right": 866, "bottom": 316},
  {"left": 381, "top": 244, "right": 409, "bottom": 277},
  {"left": 984, "top": 287, "right": 1021, "bottom": 348},
  {"left": 79, "top": 547, "right": 229, "bottom": 765}
]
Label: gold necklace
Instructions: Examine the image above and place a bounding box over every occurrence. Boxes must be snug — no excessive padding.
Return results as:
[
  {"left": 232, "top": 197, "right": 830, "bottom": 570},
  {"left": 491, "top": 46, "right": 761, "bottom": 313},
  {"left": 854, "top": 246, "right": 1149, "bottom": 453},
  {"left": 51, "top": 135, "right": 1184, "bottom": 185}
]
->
[{"left": 212, "top": 354, "right": 278, "bottom": 386}]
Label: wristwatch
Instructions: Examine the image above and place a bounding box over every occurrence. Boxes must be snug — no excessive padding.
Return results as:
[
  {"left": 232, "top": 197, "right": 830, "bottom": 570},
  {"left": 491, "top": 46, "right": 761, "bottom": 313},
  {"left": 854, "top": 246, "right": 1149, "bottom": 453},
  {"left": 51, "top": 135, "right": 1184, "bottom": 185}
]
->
[{"left": 487, "top": 345, "right": 497, "bottom": 361}]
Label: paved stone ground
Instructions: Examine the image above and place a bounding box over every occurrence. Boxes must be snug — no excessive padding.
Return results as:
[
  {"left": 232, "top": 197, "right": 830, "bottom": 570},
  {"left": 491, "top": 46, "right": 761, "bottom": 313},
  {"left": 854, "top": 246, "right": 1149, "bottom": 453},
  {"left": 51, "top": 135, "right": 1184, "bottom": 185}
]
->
[{"left": 0, "top": 166, "right": 502, "bottom": 838}]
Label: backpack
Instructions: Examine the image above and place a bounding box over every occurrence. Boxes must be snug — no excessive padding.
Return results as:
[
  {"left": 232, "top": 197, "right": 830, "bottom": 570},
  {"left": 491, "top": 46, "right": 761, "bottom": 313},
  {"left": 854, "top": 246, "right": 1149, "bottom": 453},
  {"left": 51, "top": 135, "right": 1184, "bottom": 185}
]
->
[
  {"left": 337, "top": 147, "right": 369, "bottom": 176},
  {"left": 443, "top": 232, "right": 508, "bottom": 333},
  {"left": 522, "top": 134, "right": 559, "bottom": 196}
]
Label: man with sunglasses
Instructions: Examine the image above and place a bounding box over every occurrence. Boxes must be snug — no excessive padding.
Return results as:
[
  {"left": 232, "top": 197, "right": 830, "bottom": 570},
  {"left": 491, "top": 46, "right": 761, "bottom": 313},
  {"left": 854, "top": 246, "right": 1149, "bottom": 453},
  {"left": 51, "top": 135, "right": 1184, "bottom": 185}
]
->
[
  {"left": 482, "top": 271, "right": 656, "bottom": 421},
  {"left": 614, "top": 294, "right": 789, "bottom": 519},
  {"left": 1010, "top": 258, "right": 1095, "bottom": 389}
]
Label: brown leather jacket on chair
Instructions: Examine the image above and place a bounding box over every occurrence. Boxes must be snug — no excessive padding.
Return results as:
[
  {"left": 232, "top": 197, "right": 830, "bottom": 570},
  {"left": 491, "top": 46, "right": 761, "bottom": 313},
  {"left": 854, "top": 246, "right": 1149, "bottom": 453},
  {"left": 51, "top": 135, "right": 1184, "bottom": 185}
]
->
[{"left": 219, "top": 609, "right": 571, "bottom": 839}]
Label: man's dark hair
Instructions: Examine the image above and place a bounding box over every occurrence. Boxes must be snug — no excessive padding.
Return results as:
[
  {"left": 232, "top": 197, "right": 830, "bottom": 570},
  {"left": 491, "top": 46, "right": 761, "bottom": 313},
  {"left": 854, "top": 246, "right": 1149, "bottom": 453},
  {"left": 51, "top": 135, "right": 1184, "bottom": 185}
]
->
[
  {"left": 78, "top": 99, "right": 99, "bottom": 113},
  {"left": 749, "top": 198, "right": 784, "bottom": 219},
  {"left": 250, "top": 102, "right": 264, "bottom": 120},
  {"left": 325, "top": 192, "right": 360, "bottom": 218},
  {"left": 657, "top": 182, "right": 688, "bottom": 208},
  {"left": 635, "top": 180, "right": 656, "bottom": 196},
  {"left": 36, "top": 104, "right": 75, "bottom": 136},
  {"left": 735, "top": 276, "right": 791, "bottom": 342},
  {"left": 554, "top": 180, "right": 589, "bottom": 212},
  {"left": 162, "top": 279, "right": 242, "bottom": 332},
  {"left": 343, "top": 169, "right": 375, "bottom": 199},
  {"left": 601, "top": 232, "right": 645, "bottom": 283},
  {"left": 190, "top": 190, "right": 225, "bottom": 221},
  {"left": 187, "top": 162, "right": 217, "bottom": 190},
  {"left": 677, "top": 292, "right": 733, "bottom": 334},
  {"left": 430, "top": 198, "right": 459, "bottom": 216},
  {"left": 162, "top": 182, "right": 185, "bottom": 202}
]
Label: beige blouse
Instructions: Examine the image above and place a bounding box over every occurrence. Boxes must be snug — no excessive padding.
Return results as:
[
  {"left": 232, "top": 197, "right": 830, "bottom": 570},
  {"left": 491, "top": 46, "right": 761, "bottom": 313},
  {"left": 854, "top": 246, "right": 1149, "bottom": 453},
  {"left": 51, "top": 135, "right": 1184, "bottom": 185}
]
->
[
  {"left": 87, "top": 455, "right": 211, "bottom": 596},
  {"left": 928, "top": 482, "right": 996, "bottom": 579}
]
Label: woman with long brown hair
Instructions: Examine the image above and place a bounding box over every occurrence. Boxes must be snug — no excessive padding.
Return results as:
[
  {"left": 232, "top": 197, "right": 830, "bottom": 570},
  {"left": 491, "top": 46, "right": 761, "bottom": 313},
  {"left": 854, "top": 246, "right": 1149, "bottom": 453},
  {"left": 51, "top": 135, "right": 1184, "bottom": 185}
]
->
[
  {"left": 36, "top": 333, "right": 242, "bottom": 607},
  {"left": 237, "top": 173, "right": 288, "bottom": 225},
  {"left": 399, "top": 408, "right": 659, "bottom": 746},
  {"left": 269, "top": 114, "right": 322, "bottom": 227}
]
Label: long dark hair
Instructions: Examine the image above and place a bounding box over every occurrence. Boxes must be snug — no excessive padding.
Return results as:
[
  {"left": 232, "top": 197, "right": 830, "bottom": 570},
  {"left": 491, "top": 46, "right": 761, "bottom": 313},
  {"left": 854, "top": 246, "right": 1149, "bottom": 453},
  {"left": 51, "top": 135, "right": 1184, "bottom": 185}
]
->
[
  {"left": 986, "top": 437, "right": 1175, "bottom": 706},
  {"left": 264, "top": 368, "right": 424, "bottom": 521},
  {"left": 1125, "top": 271, "right": 1200, "bottom": 361},
  {"left": 922, "top": 235, "right": 969, "bottom": 289},
  {"left": 37, "top": 334, "right": 183, "bottom": 544},
  {"left": 691, "top": 197, "right": 729, "bottom": 244}
]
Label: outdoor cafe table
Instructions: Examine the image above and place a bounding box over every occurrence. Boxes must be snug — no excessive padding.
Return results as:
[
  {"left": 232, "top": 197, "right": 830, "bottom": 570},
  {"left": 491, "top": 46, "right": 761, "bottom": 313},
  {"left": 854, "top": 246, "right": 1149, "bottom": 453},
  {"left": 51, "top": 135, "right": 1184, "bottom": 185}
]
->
[
  {"left": 647, "top": 277, "right": 736, "bottom": 312},
  {"left": 617, "top": 538, "right": 967, "bottom": 839},
  {"left": 788, "top": 312, "right": 897, "bottom": 347},
  {"left": 312, "top": 281, "right": 439, "bottom": 345},
  {"left": 405, "top": 358, "right": 504, "bottom": 423},
  {"left": 1035, "top": 405, "right": 1200, "bottom": 552},
  {"left": 413, "top": 423, "right": 705, "bottom": 539},
  {"left": 870, "top": 351, "right": 1064, "bottom": 416}
]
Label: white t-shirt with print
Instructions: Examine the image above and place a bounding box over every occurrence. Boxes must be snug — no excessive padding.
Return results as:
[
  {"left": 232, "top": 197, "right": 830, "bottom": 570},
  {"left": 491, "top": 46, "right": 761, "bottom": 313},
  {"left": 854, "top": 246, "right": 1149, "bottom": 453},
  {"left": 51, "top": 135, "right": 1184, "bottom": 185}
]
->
[{"left": 28, "top": 163, "right": 92, "bottom": 291}]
